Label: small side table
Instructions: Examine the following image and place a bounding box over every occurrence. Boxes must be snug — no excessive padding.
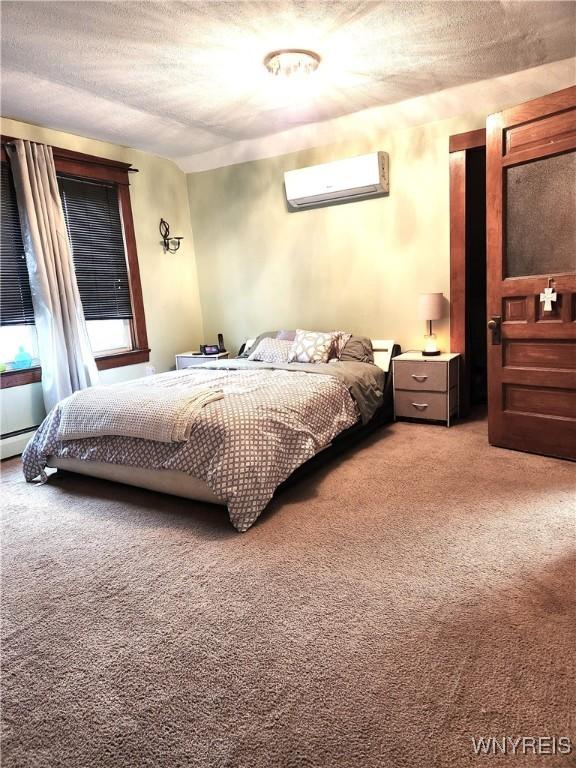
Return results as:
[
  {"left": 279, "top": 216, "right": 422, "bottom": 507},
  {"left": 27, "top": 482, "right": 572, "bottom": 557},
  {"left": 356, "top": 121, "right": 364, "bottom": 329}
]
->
[
  {"left": 393, "top": 352, "right": 460, "bottom": 427},
  {"left": 175, "top": 351, "right": 229, "bottom": 370}
]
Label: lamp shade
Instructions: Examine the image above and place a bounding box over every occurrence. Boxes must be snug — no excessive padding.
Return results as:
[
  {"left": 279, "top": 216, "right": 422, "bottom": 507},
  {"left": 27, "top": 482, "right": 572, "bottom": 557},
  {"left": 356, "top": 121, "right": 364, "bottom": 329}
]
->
[{"left": 418, "top": 292, "right": 444, "bottom": 321}]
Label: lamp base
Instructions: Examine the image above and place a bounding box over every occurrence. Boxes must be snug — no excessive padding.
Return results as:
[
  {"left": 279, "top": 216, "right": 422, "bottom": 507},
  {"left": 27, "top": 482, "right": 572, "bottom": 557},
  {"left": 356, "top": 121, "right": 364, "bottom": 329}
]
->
[{"left": 422, "top": 331, "right": 440, "bottom": 356}]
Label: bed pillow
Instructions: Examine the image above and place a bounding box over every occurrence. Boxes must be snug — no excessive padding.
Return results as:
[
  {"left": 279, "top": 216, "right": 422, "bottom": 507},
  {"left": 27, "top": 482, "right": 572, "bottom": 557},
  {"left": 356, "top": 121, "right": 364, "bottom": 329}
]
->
[
  {"left": 276, "top": 330, "right": 296, "bottom": 341},
  {"left": 339, "top": 335, "right": 374, "bottom": 364},
  {"left": 239, "top": 331, "right": 278, "bottom": 358},
  {"left": 329, "top": 331, "right": 353, "bottom": 360},
  {"left": 288, "top": 329, "right": 337, "bottom": 364},
  {"left": 248, "top": 337, "right": 293, "bottom": 363}
]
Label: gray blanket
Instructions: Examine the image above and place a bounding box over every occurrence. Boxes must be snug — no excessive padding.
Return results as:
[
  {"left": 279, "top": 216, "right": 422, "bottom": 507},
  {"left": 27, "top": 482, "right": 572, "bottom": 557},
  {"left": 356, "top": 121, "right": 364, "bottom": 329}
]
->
[{"left": 195, "top": 358, "right": 384, "bottom": 424}]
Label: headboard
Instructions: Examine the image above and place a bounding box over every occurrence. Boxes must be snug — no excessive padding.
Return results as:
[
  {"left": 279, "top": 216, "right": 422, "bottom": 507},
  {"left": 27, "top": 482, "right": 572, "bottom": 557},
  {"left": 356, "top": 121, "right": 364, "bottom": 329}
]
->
[
  {"left": 371, "top": 339, "right": 395, "bottom": 373},
  {"left": 244, "top": 336, "right": 396, "bottom": 372}
]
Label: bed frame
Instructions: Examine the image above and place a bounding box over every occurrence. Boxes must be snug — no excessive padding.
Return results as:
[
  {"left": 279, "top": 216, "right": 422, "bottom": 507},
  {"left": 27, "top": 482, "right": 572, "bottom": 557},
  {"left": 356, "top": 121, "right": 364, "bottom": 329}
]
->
[{"left": 49, "top": 339, "right": 400, "bottom": 507}]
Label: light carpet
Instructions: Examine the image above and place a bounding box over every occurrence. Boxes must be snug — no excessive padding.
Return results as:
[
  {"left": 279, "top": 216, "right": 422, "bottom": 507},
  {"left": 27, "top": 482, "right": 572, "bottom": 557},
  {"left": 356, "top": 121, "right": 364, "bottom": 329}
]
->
[{"left": 1, "top": 417, "right": 574, "bottom": 768}]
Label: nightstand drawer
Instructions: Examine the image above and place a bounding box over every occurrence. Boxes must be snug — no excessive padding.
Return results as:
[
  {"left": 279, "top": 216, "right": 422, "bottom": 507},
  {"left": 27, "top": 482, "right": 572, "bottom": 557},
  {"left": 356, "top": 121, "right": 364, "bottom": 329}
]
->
[
  {"left": 177, "top": 356, "right": 204, "bottom": 369},
  {"left": 176, "top": 352, "right": 229, "bottom": 369},
  {"left": 394, "top": 390, "right": 447, "bottom": 421},
  {"left": 394, "top": 360, "right": 447, "bottom": 392}
]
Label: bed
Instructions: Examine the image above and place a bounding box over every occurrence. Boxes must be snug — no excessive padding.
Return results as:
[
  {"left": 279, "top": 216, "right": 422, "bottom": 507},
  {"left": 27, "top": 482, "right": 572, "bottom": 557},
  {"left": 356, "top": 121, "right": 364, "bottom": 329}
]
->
[{"left": 22, "top": 338, "right": 398, "bottom": 531}]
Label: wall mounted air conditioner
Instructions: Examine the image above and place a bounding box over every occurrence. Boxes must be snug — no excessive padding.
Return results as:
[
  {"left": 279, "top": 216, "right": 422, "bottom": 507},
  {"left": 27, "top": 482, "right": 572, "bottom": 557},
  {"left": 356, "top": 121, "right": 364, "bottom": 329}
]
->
[{"left": 284, "top": 151, "right": 389, "bottom": 210}]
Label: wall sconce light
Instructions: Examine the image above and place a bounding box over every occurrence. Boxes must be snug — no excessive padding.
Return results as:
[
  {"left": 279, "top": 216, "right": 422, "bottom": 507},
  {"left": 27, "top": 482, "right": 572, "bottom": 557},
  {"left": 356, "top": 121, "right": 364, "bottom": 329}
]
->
[{"left": 159, "top": 218, "right": 183, "bottom": 254}]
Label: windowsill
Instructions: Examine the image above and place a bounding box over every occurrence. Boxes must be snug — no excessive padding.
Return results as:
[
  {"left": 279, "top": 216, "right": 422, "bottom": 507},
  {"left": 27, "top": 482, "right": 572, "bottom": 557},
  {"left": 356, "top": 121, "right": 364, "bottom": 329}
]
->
[
  {"left": 0, "top": 348, "right": 150, "bottom": 388},
  {"left": 95, "top": 348, "right": 150, "bottom": 370},
  {"left": 0, "top": 366, "right": 42, "bottom": 388}
]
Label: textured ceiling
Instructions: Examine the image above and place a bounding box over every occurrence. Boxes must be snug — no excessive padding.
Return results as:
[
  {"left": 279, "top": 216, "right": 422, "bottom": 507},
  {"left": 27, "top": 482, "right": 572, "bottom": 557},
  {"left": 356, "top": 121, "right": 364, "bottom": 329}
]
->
[{"left": 1, "top": 1, "right": 575, "bottom": 168}]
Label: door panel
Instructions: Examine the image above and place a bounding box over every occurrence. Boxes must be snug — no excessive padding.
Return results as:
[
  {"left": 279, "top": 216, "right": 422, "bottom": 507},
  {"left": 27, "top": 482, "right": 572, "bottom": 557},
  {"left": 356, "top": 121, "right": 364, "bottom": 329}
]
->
[
  {"left": 504, "top": 385, "right": 576, "bottom": 420},
  {"left": 487, "top": 86, "right": 576, "bottom": 460},
  {"left": 504, "top": 109, "right": 576, "bottom": 156},
  {"left": 506, "top": 153, "right": 576, "bottom": 277},
  {"left": 504, "top": 340, "right": 576, "bottom": 369}
]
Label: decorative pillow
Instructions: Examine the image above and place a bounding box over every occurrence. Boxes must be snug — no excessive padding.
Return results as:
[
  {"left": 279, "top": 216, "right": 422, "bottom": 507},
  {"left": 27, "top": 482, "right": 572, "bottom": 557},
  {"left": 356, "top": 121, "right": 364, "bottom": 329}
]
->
[
  {"left": 329, "top": 331, "right": 353, "bottom": 360},
  {"left": 248, "top": 337, "right": 293, "bottom": 363},
  {"left": 276, "top": 330, "right": 296, "bottom": 341},
  {"left": 288, "top": 329, "right": 337, "bottom": 364},
  {"left": 340, "top": 335, "right": 374, "bottom": 364}
]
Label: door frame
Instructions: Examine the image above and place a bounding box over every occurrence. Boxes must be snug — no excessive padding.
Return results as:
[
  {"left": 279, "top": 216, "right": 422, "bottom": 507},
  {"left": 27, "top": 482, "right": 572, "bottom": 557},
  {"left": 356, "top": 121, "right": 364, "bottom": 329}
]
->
[{"left": 449, "top": 128, "right": 486, "bottom": 417}]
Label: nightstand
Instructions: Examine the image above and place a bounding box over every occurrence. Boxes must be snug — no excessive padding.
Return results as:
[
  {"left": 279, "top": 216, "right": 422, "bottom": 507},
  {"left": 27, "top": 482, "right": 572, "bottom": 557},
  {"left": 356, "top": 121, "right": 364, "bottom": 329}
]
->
[
  {"left": 392, "top": 352, "right": 459, "bottom": 427},
  {"left": 175, "top": 351, "right": 229, "bottom": 370}
]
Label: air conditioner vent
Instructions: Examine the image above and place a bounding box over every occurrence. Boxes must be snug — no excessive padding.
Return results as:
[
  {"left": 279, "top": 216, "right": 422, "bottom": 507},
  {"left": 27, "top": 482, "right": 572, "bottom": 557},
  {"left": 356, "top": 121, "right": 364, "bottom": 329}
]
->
[{"left": 284, "top": 152, "right": 389, "bottom": 210}]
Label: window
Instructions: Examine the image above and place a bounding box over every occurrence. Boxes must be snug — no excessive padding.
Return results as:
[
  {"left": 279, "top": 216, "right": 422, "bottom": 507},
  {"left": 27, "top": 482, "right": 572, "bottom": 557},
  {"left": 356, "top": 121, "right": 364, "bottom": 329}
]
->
[
  {"left": 0, "top": 162, "right": 40, "bottom": 369},
  {"left": 0, "top": 139, "right": 149, "bottom": 388},
  {"left": 59, "top": 176, "right": 134, "bottom": 355}
]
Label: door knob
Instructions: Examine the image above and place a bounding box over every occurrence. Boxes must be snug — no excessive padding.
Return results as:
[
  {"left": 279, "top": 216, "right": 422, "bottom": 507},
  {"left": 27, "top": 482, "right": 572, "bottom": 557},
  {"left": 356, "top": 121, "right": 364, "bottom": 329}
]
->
[{"left": 488, "top": 316, "right": 501, "bottom": 345}]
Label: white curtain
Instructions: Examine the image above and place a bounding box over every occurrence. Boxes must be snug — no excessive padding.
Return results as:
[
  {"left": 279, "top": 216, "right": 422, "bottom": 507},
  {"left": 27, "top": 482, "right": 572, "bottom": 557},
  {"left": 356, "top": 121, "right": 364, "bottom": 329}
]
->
[{"left": 7, "top": 139, "right": 98, "bottom": 411}]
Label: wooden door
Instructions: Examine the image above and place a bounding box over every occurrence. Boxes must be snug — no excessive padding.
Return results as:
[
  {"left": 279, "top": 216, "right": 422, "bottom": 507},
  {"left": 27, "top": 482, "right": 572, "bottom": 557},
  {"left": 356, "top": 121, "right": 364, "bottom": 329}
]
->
[{"left": 486, "top": 86, "right": 576, "bottom": 460}]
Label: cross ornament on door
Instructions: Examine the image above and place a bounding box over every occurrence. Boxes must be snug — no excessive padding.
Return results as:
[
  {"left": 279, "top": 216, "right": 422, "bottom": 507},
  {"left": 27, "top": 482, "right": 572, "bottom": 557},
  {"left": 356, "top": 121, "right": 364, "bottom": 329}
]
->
[{"left": 539, "top": 286, "right": 558, "bottom": 313}]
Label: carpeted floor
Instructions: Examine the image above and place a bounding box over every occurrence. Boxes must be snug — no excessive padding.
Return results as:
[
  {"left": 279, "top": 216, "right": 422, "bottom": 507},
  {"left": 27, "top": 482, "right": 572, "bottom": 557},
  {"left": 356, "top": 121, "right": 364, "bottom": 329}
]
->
[{"left": 1, "top": 416, "right": 575, "bottom": 768}]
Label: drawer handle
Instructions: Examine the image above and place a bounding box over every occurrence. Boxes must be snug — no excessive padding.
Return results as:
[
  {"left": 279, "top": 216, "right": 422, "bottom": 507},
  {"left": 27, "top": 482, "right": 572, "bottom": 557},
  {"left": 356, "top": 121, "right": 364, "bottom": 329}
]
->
[
  {"left": 411, "top": 374, "right": 428, "bottom": 382},
  {"left": 411, "top": 402, "right": 429, "bottom": 410}
]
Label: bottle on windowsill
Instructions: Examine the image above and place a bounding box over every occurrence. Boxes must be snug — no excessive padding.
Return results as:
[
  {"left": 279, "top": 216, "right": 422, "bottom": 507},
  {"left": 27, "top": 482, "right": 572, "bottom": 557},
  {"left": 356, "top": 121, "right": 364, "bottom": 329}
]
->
[{"left": 13, "top": 346, "right": 33, "bottom": 369}]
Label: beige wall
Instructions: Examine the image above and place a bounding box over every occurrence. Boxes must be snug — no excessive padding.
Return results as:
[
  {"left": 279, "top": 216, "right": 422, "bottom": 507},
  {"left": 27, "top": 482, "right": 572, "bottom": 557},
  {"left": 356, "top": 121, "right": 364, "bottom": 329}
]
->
[
  {"left": 1, "top": 117, "right": 204, "bottom": 452},
  {"left": 187, "top": 112, "right": 487, "bottom": 356}
]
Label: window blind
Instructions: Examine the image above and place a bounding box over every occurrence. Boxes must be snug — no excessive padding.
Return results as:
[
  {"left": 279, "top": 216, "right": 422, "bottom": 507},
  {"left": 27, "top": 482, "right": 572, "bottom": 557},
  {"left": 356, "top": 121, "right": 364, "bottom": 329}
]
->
[
  {"left": 58, "top": 175, "right": 133, "bottom": 321},
  {"left": 0, "top": 163, "right": 35, "bottom": 326}
]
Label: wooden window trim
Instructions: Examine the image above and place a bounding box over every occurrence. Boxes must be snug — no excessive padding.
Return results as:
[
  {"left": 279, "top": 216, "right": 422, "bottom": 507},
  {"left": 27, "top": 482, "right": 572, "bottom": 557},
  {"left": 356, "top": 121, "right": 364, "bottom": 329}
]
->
[
  {"left": 0, "top": 348, "right": 153, "bottom": 389},
  {"left": 0, "top": 366, "right": 42, "bottom": 389},
  {"left": 0, "top": 136, "right": 149, "bottom": 388}
]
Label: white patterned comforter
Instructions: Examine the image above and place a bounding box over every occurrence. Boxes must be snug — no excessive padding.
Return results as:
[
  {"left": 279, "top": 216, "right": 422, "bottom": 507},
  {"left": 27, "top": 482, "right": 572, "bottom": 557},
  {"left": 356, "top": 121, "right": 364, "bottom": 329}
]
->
[{"left": 22, "top": 366, "right": 360, "bottom": 531}]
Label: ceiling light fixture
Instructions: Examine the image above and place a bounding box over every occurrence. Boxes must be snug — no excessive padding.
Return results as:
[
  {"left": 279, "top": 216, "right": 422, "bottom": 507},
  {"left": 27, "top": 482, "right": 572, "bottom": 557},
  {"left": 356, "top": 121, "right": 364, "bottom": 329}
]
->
[{"left": 263, "top": 49, "right": 321, "bottom": 78}]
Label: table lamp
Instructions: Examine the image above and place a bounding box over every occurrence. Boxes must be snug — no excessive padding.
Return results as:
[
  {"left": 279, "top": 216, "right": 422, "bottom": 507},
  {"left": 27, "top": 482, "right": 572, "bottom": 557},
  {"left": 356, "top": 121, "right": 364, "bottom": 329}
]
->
[{"left": 418, "top": 292, "right": 443, "bottom": 356}]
